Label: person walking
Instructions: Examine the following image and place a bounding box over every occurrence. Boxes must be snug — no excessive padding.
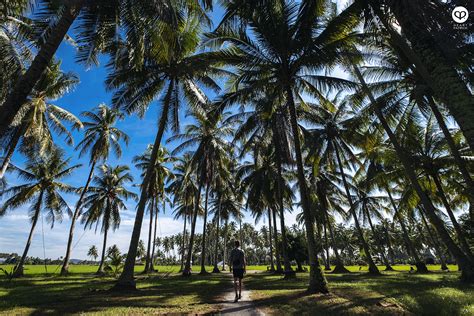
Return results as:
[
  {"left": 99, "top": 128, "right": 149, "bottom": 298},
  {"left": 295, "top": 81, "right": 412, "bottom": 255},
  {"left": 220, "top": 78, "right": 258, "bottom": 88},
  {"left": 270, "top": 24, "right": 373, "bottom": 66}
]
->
[{"left": 229, "top": 240, "right": 246, "bottom": 302}]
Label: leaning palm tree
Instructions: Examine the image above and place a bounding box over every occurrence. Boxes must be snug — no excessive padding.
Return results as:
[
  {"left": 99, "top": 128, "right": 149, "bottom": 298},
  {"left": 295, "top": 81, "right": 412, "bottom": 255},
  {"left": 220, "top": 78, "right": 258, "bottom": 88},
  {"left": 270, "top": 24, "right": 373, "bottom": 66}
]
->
[
  {"left": 81, "top": 164, "right": 136, "bottom": 275},
  {"left": 0, "top": 60, "right": 82, "bottom": 179},
  {"left": 209, "top": 0, "right": 362, "bottom": 293},
  {"left": 0, "top": 147, "right": 80, "bottom": 277},
  {"left": 61, "top": 104, "right": 128, "bottom": 275},
  {"left": 111, "top": 13, "right": 225, "bottom": 289}
]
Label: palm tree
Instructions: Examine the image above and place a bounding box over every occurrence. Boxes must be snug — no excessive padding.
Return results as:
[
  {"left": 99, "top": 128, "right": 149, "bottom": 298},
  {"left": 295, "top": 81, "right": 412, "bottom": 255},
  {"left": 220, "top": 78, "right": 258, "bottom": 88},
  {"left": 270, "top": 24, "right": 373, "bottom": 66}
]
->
[
  {"left": 0, "top": 147, "right": 80, "bottom": 277},
  {"left": 111, "top": 13, "right": 223, "bottom": 288},
  {"left": 170, "top": 109, "right": 232, "bottom": 275},
  {"left": 81, "top": 164, "right": 136, "bottom": 275},
  {"left": 210, "top": 0, "right": 363, "bottom": 292},
  {"left": 87, "top": 245, "right": 99, "bottom": 263},
  {"left": 0, "top": 0, "right": 198, "bottom": 136},
  {"left": 0, "top": 60, "right": 82, "bottom": 179},
  {"left": 61, "top": 104, "right": 128, "bottom": 275},
  {"left": 133, "top": 145, "right": 174, "bottom": 273}
]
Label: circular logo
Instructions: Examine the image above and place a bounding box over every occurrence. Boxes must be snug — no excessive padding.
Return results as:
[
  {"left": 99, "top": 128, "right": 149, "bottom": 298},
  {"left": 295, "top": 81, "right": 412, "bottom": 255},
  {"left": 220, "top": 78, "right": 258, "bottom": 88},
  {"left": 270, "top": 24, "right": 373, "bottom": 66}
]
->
[{"left": 452, "top": 6, "right": 469, "bottom": 23}]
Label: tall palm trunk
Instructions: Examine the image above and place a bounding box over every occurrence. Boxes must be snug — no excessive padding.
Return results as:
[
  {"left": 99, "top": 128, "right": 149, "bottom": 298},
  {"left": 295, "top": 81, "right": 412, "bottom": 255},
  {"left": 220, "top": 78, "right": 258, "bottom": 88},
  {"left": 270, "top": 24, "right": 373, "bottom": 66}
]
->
[
  {"left": 272, "top": 207, "right": 283, "bottom": 272},
  {"left": 144, "top": 197, "right": 155, "bottom": 273},
  {"left": 97, "top": 227, "right": 109, "bottom": 275},
  {"left": 200, "top": 183, "right": 210, "bottom": 274},
  {"left": 420, "top": 211, "right": 448, "bottom": 270},
  {"left": 0, "top": 0, "right": 84, "bottom": 137},
  {"left": 212, "top": 198, "right": 221, "bottom": 273},
  {"left": 353, "top": 64, "right": 474, "bottom": 282},
  {"left": 115, "top": 81, "right": 174, "bottom": 289},
  {"left": 183, "top": 180, "right": 203, "bottom": 276},
  {"left": 151, "top": 200, "right": 160, "bottom": 272},
  {"left": 222, "top": 219, "right": 228, "bottom": 271},
  {"left": 267, "top": 208, "right": 275, "bottom": 271},
  {"left": 431, "top": 174, "right": 473, "bottom": 258},
  {"left": 286, "top": 85, "right": 328, "bottom": 293},
  {"left": 0, "top": 125, "right": 23, "bottom": 179},
  {"left": 334, "top": 145, "right": 379, "bottom": 274},
  {"left": 13, "top": 191, "right": 43, "bottom": 277},
  {"left": 382, "top": 222, "right": 396, "bottom": 266},
  {"left": 179, "top": 208, "right": 188, "bottom": 272},
  {"left": 61, "top": 161, "right": 96, "bottom": 275}
]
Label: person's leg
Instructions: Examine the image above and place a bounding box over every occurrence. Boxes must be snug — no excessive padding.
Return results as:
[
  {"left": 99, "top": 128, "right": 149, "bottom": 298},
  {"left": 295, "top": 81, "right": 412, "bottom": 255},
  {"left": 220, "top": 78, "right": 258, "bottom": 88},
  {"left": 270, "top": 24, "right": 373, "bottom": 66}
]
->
[
  {"left": 238, "top": 278, "right": 242, "bottom": 298},
  {"left": 233, "top": 277, "right": 238, "bottom": 301}
]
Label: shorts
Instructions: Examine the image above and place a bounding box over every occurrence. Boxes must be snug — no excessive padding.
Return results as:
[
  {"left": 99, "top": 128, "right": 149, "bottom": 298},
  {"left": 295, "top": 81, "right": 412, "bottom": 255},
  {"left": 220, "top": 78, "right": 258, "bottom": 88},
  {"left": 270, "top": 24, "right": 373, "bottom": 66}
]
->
[{"left": 232, "top": 268, "right": 244, "bottom": 279}]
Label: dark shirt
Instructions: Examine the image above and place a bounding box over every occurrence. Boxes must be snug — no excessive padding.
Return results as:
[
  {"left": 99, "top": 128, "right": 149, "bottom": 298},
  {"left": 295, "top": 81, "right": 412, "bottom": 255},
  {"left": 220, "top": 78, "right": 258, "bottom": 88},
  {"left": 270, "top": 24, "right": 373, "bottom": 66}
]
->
[{"left": 229, "top": 248, "right": 245, "bottom": 269}]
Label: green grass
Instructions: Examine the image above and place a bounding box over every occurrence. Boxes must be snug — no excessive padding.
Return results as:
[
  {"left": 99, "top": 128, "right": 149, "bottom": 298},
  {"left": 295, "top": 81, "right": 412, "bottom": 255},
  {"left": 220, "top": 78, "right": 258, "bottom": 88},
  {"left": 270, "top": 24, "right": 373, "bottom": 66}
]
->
[
  {"left": 0, "top": 264, "right": 471, "bottom": 315},
  {"left": 245, "top": 269, "right": 473, "bottom": 316}
]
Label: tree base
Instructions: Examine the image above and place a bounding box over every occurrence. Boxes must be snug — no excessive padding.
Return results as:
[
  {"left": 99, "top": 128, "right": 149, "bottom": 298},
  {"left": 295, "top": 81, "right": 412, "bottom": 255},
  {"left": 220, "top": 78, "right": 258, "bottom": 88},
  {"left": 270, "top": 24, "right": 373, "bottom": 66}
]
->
[
  {"left": 283, "top": 270, "right": 296, "bottom": 279},
  {"left": 199, "top": 270, "right": 211, "bottom": 275},
  {"left": 12, "top": 266, "right": 24, "bottom": 278},
  {"left": 324, "top": 265, "right": 331, "bottom": 271},
  {"left": 59, "top": 267, "right": 69, "bottom": 276},
  {"left": 460, "top": 264, "right": 474, "bottom": 283},
  {"left": 212, "top": 267, "right": 221, "bottom": 273},
  {"left": 415, "top": 262, "right": 429, "bottom": 274},
  {"left": 384, "top": 265, "right": 395, "bottom": 271},
  {"left": 110, "top": 280, "right": 138, "bottom": 292},
  {"left": 331, "top": 264, "right": 350, "bottom": 274},
  {"left": 182, "top": 269, "right": 192, "bottom": 277},
  {"left": 368, "top": 266, "right": 382, "bottom": 275}
]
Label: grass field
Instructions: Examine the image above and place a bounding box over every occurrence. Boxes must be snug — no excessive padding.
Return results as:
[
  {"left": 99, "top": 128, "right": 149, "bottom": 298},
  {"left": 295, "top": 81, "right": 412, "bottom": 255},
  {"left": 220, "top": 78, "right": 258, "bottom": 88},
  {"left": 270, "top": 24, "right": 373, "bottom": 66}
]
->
[{"left": 0, "top": 264, "right": 471, "bottom": 315}]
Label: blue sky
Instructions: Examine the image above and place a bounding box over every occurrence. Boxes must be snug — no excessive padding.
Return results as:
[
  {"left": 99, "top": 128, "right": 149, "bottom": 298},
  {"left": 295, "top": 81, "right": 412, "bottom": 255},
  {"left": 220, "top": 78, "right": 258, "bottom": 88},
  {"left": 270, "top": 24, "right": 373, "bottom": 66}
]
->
[{"left": 0, "top": 3, "right": 301, "bottom": 260}]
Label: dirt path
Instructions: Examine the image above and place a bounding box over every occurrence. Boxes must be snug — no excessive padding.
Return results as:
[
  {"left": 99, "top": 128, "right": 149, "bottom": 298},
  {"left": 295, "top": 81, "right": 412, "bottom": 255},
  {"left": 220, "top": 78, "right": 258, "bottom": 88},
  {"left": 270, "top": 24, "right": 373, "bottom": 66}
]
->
[{"left": 217, "top": 272, "right": 264, "bottom": 315}]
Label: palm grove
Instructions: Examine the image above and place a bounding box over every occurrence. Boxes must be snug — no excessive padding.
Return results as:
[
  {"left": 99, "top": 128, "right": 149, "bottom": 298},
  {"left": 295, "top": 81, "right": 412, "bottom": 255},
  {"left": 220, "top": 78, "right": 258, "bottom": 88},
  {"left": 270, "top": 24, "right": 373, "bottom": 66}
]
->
[{"left": 0, "top": 0, "right": 473, "bottom": 294}]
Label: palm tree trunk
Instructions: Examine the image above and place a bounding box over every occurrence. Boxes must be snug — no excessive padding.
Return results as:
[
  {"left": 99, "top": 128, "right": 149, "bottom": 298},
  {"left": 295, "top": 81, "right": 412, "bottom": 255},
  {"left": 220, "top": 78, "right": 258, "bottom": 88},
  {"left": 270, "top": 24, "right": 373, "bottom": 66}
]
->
[
  {"left": 267, "top": 208, "right": 275, "bottom": 271},
  {"left": 115, "top": 81, "right": 174, "bottom": 289},
  {"left": 323, "top": 222, "right": 331, "bottom": 271},
  {"left": 179, "top": 208, "right": 188, "bottom": 272},
  {"left": 382, "top": 222, "right": 396, "bottom": 266},
  {"left": 365, "top": 208, "right": 393, "bottom": 271},
  {"left": 0, "top": 125, "right": 23, "bottom": 179},
  {"left": 0, "top": 0, "right": 84, "bottom": 137},
  {"left": 183, "top": 180, "right": 203, "bottom": 276},
  {"left": 353, "top": 64, "right": 474, "bottom": 282},
  {"left": 13, "top": 191, "right": 43, "bottom": 277},
  {"left": 272, "top": 207, "right": 282, "bottom": 273},
  {"left": 61, "top": 161, "right": 96, "bottom": 275},
  {"left": 222, "top": 220, "right": 228, "bottom": 271},
  {"left": 199, "top": 183, "right": 210, "bottom": 274},
  {"left": 212, "top": 197, "right": 221, "bottom": 273},
  {"left": 324, "top": 208, "right": 349, "bottom": 273},
  {"left": 286, "top": 85, "right": 328, "bottom": 293},
  {"left": 151, "top": 200, "right": 159, "bottom": 272},
  {"left": 334, "top": 145, "right": 380, "bottom": 275},
  {"left": 431, "top": 174, "right": 473, "bottom": 258},
  {"left": 97, "top": 228, "right": 108, "bottom": 275},
  {"left": 144, "top": 197, "right": 154, "bottom": 273},
  {"left": 386, "top": 188, "right": 428, "bottom": 273},
  {"left": 420, "top": 211, "right": 449, "bottom": 270}
]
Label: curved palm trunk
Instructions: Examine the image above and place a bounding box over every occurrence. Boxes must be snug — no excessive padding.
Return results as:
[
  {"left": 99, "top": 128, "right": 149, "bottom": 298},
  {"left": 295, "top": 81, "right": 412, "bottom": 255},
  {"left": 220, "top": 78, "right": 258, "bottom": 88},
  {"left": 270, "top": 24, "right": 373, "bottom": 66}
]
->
[
  {"left": 183, "top": 181, "right": 203, "bottom": 276},
  {"left": 420, "top": 211, "right": 449, "bottom": 270},
  {"left": 353, "top": 64, "right": 474, "bottom": 282},
  {"left": 97, "top": 228, "right": 108, "bottom": 275},
  {"left": 144, "top": 197, "right": 155, "bottom": 273},
  {"left": 286, "top": 86, "right": 328, "bottom": 293},
  {"left": 272, "top": 208, "right": 283, "bottom": 273},
  {"left": 222, "top": 220, "right": 228, "bottom": 271},
  {"left": 13, "top": 191, "right": 43, "bottom": 277},
  {"left": 386, "top": 189, "right": 428, "bottom": 273},
  {"left": 199, "top": 183, "right": 210, "bottom": 274},
  {"left": 431, "top": 174, "right": 473, "bottom": 258},
  {"left": 0, "top": 125, "right": 23, "bottom": 179},
  {"left": 61, "top": 161, "right": 96, "bottom": 275},
  {"left": 151, "top": 200, "right": 159, "bottom": 272},
  {"left": 267, "top": 208, "right": 275, "bottom": 271},
  {"left": 382, "top": 223, "right": 396, "bottom": 266},
  {"left": 334, "top": 145, "right": 379, "bottom": 275},
  {"left": 115, "top": 81, "right": 173, "bottom": 289},
  {"left": 325, "top": 209, "right": 349, "bottom": 273},
  {"left": 0, "top": 0, "right": 84, "bottom": 137},
  {"left": 212, "top": 198, "right": 221, "bottom": 273}
]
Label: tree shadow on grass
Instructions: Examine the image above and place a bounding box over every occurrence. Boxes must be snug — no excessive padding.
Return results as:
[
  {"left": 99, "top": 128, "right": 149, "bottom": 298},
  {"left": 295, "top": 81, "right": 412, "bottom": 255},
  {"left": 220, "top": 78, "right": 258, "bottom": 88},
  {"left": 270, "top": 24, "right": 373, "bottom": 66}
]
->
[{"left": 0, "top": 272, "right": 230, "bottom": 315}]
